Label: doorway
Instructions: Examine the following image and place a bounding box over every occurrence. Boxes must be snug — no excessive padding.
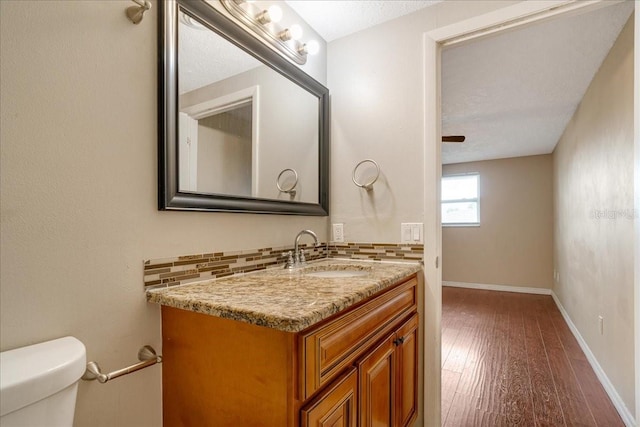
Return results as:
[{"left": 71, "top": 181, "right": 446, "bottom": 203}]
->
[{"left": 423, "top": 1, "right": 639, "bottom": 425}]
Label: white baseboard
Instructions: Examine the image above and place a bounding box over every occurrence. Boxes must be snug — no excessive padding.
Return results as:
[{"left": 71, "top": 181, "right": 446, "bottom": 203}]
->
[
  {"left": 442, "top": 280, "right": 552, "bottom": 295},
  {"left": 551, "top": 292, "right": 636, "bottom": 427}
]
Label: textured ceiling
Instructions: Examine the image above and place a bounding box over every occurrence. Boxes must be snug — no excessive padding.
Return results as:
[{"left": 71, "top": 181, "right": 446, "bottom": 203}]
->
[
  {"left": 441, "top": 1, "right": 634, "bottom": 165},
  {"left": 180, "top": 2, "right": 634, "bottom": 164},
  {"left": 179, "top": 12, "right": 262, "bottom": 94},
  {"left": 286, "top": 0, "right": 442, "bottom": 42}
]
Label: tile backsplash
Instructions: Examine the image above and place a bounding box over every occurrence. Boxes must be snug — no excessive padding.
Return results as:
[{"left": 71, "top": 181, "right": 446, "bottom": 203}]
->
[
  {"left": 144, "top": 242, "right": 423, "bottom": 289},
  {"left": 327, "top": 243, "right": 423, "bottom": 262}
]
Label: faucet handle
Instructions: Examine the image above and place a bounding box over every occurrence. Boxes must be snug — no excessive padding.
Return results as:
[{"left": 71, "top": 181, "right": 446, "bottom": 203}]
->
[
  {"left": 299, "top": 250, "right": 307, "bottom": 265},
  {"left": 283, "top": 251, "right": 295, "bottom": 269}
]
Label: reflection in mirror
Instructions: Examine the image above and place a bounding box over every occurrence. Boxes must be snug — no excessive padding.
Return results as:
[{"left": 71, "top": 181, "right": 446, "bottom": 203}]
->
[
  {"left": 165, "top": 2, "right": 324, "bottom": 212},
  {"left": 178, "top": 10, "right": 260, "bottom": 198},
  {"left": 179, "top": 100, "right": 254, "bottom": 196},
  {"left": 178, "top": 87, "right": 256, "bottom": 197},
  {"left": 177, "top": 15, "right": 319, "bottom": 201}
]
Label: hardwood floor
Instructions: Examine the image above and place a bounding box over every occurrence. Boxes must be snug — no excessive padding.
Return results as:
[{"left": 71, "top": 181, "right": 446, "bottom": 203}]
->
[{"left": 441, "top": 287, "right": 624, "bottom": 426}]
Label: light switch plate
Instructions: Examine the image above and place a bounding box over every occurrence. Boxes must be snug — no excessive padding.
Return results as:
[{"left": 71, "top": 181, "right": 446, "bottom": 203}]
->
[
  {"left": 401, "top": 223, "right": 423, "bottom": 244},
  {"left": 401, "top": 224, "right": 412, "bottom": 243},
  {"left": 332, "top": 223, "right": 344, "bottom": 243}
]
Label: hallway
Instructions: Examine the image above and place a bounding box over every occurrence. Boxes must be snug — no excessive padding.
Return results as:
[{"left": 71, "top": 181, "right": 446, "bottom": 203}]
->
[{"left": 441, "top": 287, "right": 624, "bottom": 426}]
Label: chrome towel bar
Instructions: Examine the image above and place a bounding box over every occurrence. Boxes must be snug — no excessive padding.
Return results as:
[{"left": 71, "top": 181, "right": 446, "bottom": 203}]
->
[{"left": 82, "top": 345, "right": 161, "bottom": 384}]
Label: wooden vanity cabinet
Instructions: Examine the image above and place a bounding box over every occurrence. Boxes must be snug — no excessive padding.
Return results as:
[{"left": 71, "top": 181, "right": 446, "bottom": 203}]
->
[
  {"left": 358, "top": 332, "right": 396, "bottom": 426},
  {"left": 301, "top": 368, "right": 358, "bottom": 427},
  {"left": 395, "top": 314, "right": 419, "bottom": 427},
  {"left": 357, "top": 314, "right": 418, "bottom": 427},
  {"left": 162, "top": 307, "right": 301, "bottom": 427},
  {"left": 161, "top": 274, "right": 418, "bottom": 427}
]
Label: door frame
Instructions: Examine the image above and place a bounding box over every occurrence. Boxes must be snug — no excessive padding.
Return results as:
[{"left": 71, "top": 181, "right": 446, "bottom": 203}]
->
[{"left": 422, "top": 1, "right": 639, "bottom": 425}]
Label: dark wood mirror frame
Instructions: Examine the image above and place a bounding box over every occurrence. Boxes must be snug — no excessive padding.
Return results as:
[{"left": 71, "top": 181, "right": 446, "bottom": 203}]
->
[{"left": 158, "top": 0, "right": 329, "bottom": 215}]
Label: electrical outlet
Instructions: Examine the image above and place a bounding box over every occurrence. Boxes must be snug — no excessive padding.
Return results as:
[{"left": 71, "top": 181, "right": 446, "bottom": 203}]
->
[
  {"left": 598, "top": 315, "right": 604, "bottom": 335},
  {"left": 332, "top": 223, "right": 344, "bottom": 243}
]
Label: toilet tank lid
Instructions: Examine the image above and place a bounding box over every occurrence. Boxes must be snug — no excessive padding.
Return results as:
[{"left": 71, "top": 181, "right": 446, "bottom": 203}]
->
[{"left": 0, "top": 336, "right": 86, "bottom": 417}]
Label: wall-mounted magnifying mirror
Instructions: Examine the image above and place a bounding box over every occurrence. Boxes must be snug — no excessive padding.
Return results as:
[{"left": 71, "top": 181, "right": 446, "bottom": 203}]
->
[{"left": 159, "top": 0, "right": 329, "bottom": 215}]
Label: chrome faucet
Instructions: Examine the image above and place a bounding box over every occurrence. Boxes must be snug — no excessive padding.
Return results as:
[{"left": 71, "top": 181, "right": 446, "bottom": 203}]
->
[{"left": 290, "top": 229, "right": 319, "bottom": 268}]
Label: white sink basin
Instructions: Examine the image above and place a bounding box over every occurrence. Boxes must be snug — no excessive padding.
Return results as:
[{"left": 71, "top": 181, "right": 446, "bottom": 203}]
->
[
  {"left": 304, "top": 270, "right": 370, "bottom": 278},
  {"left": 301, "top": 264, "right": 372, "bottom": 278}
]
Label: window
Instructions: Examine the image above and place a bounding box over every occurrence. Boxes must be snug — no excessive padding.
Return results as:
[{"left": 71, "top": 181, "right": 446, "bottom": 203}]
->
[{"left": 442, "top": 173, "right": 480, "bottom": 225}]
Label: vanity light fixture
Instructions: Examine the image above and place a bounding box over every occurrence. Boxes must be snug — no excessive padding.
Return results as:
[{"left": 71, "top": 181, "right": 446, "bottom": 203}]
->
[
  {"left": 256, "top": 5, "right": 283, "bottom": 24},
  {"left": 299, "top": 40, "right": 320, "bottom": 56},
  {"left": 220, "top": 0, "right": 318, "bottom": 65},
  {"left": 289, "top": 24, "right": 303, "bottom": 40},
  {"left": 279, "top": 24, "right": 303, "bottom": 42}
]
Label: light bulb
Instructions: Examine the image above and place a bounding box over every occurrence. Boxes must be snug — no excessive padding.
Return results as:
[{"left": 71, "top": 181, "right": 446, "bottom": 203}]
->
[
  {"left": 289, "top": 24, "right": 303, "bottom": 41},
  {"left": 268, "top": 5, "right": 283, "bottom": 23},
  {"left": 305, "top": 40, "right": 320, "bottom": 55}
]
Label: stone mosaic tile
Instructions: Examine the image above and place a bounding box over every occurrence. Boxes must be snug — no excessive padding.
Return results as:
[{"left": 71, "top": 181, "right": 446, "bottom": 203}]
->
[
  {"left": 144, "top": 244, "right": 326, "bottom": 289},
  {"left": 144, "top": 242, "right": 423, "bottom": 289}
]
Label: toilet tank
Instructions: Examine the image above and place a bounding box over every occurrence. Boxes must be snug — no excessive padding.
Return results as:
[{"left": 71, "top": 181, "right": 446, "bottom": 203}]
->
[{"left": 0, "top": 336, "right": 86, "bottom": 427}]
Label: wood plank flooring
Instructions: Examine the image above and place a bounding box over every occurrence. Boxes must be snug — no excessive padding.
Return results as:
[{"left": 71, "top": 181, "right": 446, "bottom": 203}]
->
[{"left": 441, "top": 287, "right": 624, "bottom": 426}]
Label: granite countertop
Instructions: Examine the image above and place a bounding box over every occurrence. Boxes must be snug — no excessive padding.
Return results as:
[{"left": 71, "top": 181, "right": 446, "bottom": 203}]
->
[{"left": 146, "top": 259, "right": 421, "bottom": 333}]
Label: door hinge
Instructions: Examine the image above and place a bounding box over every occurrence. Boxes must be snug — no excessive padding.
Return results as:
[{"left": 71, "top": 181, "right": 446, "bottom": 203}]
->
[{"left": 435, "top": 256, "right": 439, "bottom": 269}]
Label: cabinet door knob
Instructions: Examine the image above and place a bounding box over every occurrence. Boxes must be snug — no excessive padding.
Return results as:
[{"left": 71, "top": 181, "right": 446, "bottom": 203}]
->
[{"left": 393, "top": 336, "right": 405, "bottom": 346}]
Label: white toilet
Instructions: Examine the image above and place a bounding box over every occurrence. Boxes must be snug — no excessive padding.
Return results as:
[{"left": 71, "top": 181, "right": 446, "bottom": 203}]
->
[{"left": 0, "top": 336, "right": 86, "bottom": 427}]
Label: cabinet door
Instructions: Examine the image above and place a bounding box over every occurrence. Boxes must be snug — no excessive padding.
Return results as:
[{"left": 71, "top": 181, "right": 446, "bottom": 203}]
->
[
  {"left": 301, "top": 368, "right": 358, "bottom": 427},
  {"left": 358, "top": 335, "right": 396, "bottom": 427},
  {"left": 395, "top": 314, "right": 419, "bottom": 427}
]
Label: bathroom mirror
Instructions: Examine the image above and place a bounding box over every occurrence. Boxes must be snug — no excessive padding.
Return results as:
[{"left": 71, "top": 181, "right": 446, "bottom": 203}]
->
[{"left": 159, "top": 0, "right": 329, "bottom": 215}]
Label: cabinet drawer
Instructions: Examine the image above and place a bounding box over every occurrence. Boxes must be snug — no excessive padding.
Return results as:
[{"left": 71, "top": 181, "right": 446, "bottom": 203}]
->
[{"left": 301, "top": 276, "right": 417, "bottom": 399}]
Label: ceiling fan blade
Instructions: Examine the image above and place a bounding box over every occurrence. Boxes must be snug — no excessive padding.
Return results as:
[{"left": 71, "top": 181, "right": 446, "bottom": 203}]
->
[{"left": 442, "top": 135, "right": 466, "bottom": 143}]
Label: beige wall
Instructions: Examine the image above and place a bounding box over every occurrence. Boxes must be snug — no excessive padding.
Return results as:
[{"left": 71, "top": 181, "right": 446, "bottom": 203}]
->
[
  {"left": 0, "top": 2, "right": 327, "bottom": 426},
  {"left": 327, "top": 1, "right": 517, "bottom": 244},
  {"left": 553, "top": 15, "right": 635, "bottom": 414},
  {"left": 635, "top": 6, "right": 640, "bottom": 423},
  {"left": 0, "top": 1, "right": 535, "bottom": 426},
  {"left": 327, "top": 2, "right": 518, "bottom": 425},
  {"left": 442, "top": 155, "right": 554, "bottom": 289}
]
